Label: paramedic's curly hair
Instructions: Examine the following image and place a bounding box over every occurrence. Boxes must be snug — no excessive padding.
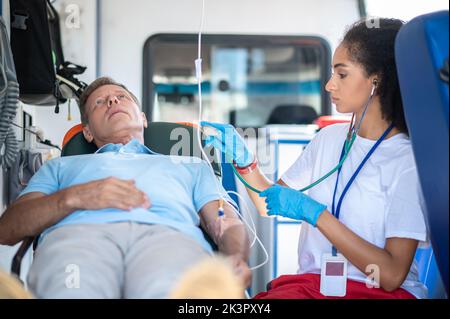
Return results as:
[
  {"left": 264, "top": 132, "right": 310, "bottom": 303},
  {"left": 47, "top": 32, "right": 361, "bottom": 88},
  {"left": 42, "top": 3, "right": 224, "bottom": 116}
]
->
[
  {"left": 342, "top": 18, "right": 408, "bottom": 134},
  {"left": 78, "top": 77, "right": 140, "bottom": 125}
]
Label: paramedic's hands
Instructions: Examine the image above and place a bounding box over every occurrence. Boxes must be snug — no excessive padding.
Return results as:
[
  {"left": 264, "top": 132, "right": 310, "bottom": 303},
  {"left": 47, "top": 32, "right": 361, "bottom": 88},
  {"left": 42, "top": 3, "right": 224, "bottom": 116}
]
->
[
  {"left": 65, "top": 177, "right": 151, "bottom": 211},
  {"left": 227, "top": 254, "right": 252, "bottom": 288},
  {"left": 259, "top": 184, "right": 327, "bottom": 226},
  {"left": 200, "top": 121, "right": 254, "bottom": 168}
]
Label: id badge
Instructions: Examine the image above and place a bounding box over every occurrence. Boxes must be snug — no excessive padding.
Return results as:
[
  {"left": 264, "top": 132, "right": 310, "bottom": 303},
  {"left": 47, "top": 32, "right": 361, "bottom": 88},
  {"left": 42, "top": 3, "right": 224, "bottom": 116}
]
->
[{"left": 320, "top": 253, "right": 348, "bottom": 297}]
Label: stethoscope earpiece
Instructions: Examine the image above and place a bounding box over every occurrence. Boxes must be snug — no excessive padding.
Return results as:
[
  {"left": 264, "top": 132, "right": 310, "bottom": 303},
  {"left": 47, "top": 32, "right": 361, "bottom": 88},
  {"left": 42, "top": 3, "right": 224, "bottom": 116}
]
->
[{"left": 371, "top": 80, "right": 378, "bottom": 96}]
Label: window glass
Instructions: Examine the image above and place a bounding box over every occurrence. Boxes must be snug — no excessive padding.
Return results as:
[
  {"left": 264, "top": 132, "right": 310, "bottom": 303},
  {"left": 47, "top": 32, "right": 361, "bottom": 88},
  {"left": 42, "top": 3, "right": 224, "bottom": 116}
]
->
[{"left": 144, "top": 35, "right": 331, "bottom": 127}]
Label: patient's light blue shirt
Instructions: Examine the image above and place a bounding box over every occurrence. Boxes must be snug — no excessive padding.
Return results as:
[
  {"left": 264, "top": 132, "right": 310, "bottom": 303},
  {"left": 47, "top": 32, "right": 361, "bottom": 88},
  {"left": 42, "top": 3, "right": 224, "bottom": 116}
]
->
[{"left": 20, "top": 139, "right": 231, "bottom": 253}]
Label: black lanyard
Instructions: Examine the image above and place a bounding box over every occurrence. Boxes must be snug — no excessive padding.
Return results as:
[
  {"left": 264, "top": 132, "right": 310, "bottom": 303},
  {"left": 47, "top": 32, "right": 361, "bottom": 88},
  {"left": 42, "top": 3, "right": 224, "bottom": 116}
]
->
[{"left": 331, "top": 124, "right": 395, "bottom": 256}]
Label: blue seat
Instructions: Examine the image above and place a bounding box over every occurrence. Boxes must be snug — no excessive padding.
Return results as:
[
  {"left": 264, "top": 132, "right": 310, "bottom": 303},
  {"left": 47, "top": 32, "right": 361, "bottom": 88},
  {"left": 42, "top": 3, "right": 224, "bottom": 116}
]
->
[
  {"left": 395, "top": 10, "right": 449, "bottom": 296},
  {"left": 414, "top": 246, "right": 447, "bottom": 298}
]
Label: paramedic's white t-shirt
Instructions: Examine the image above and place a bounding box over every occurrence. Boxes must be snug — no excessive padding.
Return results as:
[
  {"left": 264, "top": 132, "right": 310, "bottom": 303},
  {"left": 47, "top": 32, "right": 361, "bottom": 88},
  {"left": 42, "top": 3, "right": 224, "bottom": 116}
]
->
[{"left": 281, "top": 123, "right": 428, "bottom": 299}]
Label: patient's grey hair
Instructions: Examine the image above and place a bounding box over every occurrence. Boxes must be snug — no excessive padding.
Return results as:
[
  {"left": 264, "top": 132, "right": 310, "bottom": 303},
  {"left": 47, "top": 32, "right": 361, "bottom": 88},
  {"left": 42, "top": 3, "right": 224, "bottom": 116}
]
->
[{"left": 78, "top": 76, "right": 140, "bottom": 125}]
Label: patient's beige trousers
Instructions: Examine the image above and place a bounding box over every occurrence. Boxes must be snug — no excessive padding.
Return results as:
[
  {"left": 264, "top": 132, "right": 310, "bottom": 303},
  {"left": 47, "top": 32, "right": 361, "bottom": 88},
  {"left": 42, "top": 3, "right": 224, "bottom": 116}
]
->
[{"left": 27, "top": 222, "right": 210, "bottom": 298}]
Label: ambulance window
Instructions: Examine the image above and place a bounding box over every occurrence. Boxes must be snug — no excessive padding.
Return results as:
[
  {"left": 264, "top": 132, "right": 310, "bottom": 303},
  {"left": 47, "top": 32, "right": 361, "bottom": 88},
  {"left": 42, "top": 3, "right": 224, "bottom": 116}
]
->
[{"left": 143, "top": 34, "right": 331, "bottom": 127}]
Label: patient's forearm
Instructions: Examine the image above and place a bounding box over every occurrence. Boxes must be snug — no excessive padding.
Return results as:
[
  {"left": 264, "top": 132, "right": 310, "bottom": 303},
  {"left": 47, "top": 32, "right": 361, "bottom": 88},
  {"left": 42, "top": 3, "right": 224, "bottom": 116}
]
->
[
  {"left": 200, "top": 201, "right": 250, "bottom": 261},
  {"left": 217, "top": 222, "right": 250, "bottom": 261},
  {"left": 216, "top": 204, "right": 250, "bottom": 261},
  {"left": 0, "top": 189, "right": 75, "bottom": 246}
]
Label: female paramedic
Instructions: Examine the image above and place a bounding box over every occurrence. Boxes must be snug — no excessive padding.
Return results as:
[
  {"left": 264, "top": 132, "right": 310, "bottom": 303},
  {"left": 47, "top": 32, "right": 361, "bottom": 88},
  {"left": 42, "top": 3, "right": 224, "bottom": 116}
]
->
[{"left": 202, "top": 18, "right": 428, "bottom": 299}]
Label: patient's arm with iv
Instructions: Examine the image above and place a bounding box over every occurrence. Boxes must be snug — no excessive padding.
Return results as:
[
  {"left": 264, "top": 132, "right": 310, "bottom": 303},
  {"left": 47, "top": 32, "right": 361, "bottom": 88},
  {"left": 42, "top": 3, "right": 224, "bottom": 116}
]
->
[
  {"left": 199, "top": 200, "right": 252, "bottom": 287},
  {"left": 0, "top": 177, "right": 150, "bottom": 246}
]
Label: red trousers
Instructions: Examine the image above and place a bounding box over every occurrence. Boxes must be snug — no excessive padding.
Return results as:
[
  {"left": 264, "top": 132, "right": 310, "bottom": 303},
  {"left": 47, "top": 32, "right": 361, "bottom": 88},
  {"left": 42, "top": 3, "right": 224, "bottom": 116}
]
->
[{"left": 253, "top": 274, "right": 416, "bottom": 299}]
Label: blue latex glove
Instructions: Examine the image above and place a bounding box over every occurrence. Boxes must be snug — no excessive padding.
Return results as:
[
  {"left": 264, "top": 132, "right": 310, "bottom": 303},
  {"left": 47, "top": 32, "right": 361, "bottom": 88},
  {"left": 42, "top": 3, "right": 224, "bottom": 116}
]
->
[
  {"left": 259, "top": 184, "right": 327, "bottom": 226},
  {"left": 200, "top": 121, "right": 254, "bottom": 168}
]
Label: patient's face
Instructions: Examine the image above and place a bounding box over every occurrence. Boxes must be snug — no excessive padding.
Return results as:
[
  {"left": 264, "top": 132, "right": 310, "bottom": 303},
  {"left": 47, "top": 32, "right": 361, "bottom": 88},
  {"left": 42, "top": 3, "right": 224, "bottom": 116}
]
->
[{"left": 83, "top": 84, "right": 147, "bottom": 146}]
